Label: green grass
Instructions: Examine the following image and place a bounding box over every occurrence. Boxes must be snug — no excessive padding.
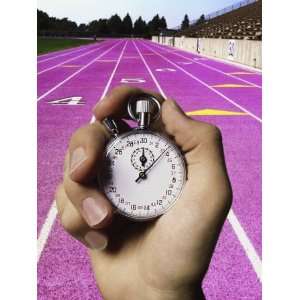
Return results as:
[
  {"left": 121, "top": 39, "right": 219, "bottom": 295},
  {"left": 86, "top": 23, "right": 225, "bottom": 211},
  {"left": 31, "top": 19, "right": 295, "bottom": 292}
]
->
[{"left": 37, "top": 38, "right": 98, "bottom": 55}]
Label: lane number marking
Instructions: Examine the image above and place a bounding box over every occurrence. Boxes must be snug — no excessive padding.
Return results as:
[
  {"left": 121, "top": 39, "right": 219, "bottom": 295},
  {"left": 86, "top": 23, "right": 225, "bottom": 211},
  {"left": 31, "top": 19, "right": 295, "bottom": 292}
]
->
[
  {"left": 177, "top": 61, "right": 193, "bottom": 65},
  {"left": 48, "top": 96, "right": 85, "bottom": 105},
  {"left": 155, "top": 68, "right": 176, "bottom": 72},
  {"left": 120, "top": 78, "right": 146, "bottom": 84}
]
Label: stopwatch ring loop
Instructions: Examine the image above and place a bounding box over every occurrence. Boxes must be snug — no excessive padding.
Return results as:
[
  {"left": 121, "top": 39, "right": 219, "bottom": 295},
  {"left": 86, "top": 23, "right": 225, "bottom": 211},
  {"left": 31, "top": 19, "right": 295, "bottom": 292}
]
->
[{"left": 127, "top": 95, "right": 161, "bottom": 123}]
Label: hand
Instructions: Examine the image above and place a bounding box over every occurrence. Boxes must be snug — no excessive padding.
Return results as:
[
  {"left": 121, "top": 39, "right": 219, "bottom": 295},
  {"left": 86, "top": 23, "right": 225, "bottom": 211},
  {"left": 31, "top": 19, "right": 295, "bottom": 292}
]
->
[{"left": 55, "top": 85, "right": 232, "bottom": 300}]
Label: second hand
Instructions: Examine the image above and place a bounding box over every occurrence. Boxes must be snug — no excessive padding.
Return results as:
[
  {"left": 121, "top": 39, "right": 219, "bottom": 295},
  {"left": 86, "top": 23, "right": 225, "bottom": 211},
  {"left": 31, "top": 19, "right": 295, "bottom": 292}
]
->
[{"left": 135, "top": 146, "right": 170, "bottom": 183}]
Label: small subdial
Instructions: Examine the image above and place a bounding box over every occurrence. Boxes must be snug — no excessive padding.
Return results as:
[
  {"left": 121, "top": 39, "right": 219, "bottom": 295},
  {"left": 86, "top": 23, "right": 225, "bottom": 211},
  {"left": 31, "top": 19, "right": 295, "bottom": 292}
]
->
[{"left": 131, "top": 147, "right": 154, "bottom": 171}]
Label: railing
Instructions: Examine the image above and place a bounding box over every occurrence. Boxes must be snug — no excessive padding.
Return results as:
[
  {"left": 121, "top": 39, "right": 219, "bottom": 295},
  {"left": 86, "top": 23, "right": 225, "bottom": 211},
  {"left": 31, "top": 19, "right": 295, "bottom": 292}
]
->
[
  {"left": 204, "top": 0, "right": 257, "bottom": 20},
  {"left": 172, "top": 0, "right": 258, "bottom": 29}
]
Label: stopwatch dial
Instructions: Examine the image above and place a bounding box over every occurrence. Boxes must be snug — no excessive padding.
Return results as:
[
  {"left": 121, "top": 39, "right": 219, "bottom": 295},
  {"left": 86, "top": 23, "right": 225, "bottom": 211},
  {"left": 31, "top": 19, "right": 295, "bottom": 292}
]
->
[
  {"left": 101, "top": 132, "right": 186, "bottom": 220},
  {"left": 131, "top": 147, "right": 154, "bottom": 171}
]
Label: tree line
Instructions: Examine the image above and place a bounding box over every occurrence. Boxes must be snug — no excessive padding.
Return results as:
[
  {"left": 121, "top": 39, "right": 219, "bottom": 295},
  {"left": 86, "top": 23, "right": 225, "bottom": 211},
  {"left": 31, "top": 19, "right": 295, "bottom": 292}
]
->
[
  {"left": 37, "top": 10, "right": 207, "bottom": 37},
  {"left": 37, "top": 10, "right": 167, "bottom": 38},
  {"left": 181, "top": 14, "right": 206, "bottom": 31}
]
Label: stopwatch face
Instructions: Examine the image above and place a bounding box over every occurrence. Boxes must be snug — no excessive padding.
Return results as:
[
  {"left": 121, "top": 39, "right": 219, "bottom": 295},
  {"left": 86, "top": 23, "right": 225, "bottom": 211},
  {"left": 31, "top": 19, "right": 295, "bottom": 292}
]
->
[{"left": 100, "top": 131, "right": 186, "bottom": 220}]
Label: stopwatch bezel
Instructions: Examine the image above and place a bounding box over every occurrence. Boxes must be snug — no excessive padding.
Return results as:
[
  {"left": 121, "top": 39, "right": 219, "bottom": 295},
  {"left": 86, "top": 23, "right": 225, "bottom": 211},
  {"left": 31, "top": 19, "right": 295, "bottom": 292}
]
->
[{"left": 98, "top": 129, "right": 187, "bottom": 221}]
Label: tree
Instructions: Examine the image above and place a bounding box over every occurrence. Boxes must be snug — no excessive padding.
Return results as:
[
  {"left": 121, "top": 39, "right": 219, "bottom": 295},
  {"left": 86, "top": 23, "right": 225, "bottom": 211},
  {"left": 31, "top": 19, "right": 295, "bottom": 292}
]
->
[
  {"left": 78, "top": 23, "right": 88, "bottom": 36},
  {"left": 37, "top": 10, "right": 50, "bottom": 31},
  {"left": 148, "top": 14, "right": 161, "bottom": 35},
  {"left": 181, "top": 14, "right": 190, "bottom": 30},
  {"left": 196, "top": 14, "right": 205, "bottom": 25},
  {"left": 122, "top": 13, "right": 133, "bottom": 35},
  {"left": 147, "top": 14, "right": 167, "bottom": 35},
  {"left": 107, "top": 14, "right": 122, "bottom": 35},
  {"left": 133, "top": 17, "right": 148, "bottom": 36},
  {"left": 159, "top": 16, "right": 167, "bottom": 30},
  {"left": 97, "top": 19, "right": 109, "bottom": 35},
  {"left": 37, "top": 9, "right": 168, "bottom": 38},
  {"left": 88, "top": 20, "right": 99, "bottom": 34}
]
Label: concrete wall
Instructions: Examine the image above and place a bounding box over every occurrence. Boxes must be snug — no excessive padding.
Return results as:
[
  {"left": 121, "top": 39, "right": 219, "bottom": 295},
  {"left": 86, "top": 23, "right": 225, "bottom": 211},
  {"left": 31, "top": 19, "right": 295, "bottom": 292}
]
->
[{"left": 152, "top": 36, "right": 262, "bottom": 69}]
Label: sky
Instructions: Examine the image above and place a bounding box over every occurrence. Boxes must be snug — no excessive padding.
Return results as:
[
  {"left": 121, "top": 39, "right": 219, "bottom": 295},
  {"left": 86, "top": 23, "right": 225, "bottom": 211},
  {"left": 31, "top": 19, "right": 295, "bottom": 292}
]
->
[{"left": 37, "top": 0, "right": 241, "bottom": 28}]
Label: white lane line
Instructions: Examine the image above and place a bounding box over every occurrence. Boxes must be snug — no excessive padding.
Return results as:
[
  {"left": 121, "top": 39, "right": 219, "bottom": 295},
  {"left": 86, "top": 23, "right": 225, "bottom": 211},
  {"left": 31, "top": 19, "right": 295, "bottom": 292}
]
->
[
  {"left": 37, "top": 41, "right": 122, "bottom": 102},
  {"left": 150, "top": 42, "right": 262, "bottom": 89},
  {"left": 135, "top": 40, "right": 262, "bottom": 281},
  {"left": 133, "top": 40, "right": 166, "bottom": 98},
  {"left": 141, "top": 41, "right": 262, "bottom": 123},
  {"left": 37, "top": 41, "right": 128, "bottom": 262},
  {"left": 37, "top": 201, "right": 57, "bottom": 261},
  {"left": 38, "top": 42, "right": 109, "bottom": 75},
  {"left": 38, "top": 43, "right": 101, "bottom": 64},
  {"left": 98, "top": 41, "right": 128, "bottom": 102},
  {"left": 227, "top": 210, "right": 262, "bottom": 281}
]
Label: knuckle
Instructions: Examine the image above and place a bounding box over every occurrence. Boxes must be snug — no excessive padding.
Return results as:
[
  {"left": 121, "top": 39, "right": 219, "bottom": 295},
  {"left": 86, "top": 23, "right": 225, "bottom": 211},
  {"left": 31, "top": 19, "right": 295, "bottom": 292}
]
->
[
  {"left": 207, "top": 124, "right": 222, "bottom": 140},
  {"left": 189, "top": 121, "right": 222, "bottom": 141}
]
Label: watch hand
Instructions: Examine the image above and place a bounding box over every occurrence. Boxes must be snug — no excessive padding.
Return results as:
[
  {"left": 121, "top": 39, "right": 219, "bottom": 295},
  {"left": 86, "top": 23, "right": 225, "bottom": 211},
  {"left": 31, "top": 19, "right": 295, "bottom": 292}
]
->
[
  {"left": 139, "top": 147, "right": 147, "bottom": 167},
  {"left": 135, "top": 146, "right": 170, "bottom": 183}
]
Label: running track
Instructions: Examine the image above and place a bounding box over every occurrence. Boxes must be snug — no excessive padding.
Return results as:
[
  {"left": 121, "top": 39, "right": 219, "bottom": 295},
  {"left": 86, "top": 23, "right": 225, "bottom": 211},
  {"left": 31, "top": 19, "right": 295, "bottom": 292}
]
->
[{"left": 37, "top": 38, "right": 262, "bottom": 299}]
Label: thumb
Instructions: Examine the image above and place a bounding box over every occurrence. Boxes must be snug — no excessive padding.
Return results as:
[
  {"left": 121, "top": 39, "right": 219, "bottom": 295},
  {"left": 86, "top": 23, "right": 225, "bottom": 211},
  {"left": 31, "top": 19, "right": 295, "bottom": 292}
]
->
[{"left": 161, "top": 99, "right": 222, "bottom": 156}]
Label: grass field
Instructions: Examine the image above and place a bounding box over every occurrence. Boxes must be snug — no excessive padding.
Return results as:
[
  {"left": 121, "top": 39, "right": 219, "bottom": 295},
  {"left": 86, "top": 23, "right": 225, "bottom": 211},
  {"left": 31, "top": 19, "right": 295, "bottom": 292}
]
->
[{"left": 37, "top": 38, "right": 97, "bottom": 54}]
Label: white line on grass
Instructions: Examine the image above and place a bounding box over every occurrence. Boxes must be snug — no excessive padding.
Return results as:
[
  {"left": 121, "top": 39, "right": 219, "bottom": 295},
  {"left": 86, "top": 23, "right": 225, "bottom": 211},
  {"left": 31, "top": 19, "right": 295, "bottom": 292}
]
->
[
  {"left": 37, "top": 41, "right": 128, "bottom": 262},
  {"left": 141, "top": 41, "right": 262, "bottom": 123},
  {"left": 38, "top": 42, "right": 101, "bottom": 63},
  {"left": 37, "top": 45, "right": 89, "bottom": 59},
  {"left": 38, "top": 43, "right": 108, "bottom": 75},
  {"left": 134, "top": 40, "right": 262, "bottom": 281},
  {"left": 150, "top": 42, "right": 262, "bottom": 89},
  {"left": 37, "top": 40, "right": 122, "bottom": 102}
]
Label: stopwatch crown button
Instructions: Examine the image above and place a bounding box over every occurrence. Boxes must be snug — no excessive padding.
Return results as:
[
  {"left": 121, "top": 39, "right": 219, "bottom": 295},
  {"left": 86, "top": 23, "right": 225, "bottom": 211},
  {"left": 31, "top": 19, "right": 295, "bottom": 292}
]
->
[{"left": 136, "top": 100, "right": 151, "bottom": 113}]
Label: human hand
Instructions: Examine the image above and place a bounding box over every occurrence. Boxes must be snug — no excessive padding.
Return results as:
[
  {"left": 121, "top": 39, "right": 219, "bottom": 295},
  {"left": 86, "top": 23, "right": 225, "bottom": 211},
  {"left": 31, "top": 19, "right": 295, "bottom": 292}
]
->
[{"left": 55, "top": 85, "right": 232, "bottom": 300}]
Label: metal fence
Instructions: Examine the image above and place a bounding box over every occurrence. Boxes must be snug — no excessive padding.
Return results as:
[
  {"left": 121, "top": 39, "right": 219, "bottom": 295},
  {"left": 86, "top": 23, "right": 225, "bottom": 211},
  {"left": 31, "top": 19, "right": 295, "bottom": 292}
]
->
[
  {"left": 204, "top": 0, "right": 257, "bottom": 20},
  {"left": 173, "top": 0, "right": 258, "bottom": 29}
]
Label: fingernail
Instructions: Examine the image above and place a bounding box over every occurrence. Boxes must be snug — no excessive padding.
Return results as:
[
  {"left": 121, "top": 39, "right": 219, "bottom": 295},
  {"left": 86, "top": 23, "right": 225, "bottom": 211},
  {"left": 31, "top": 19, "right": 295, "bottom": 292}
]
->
[
  {"left": 69, "top": 147, "right": 87, "bottom": 174},
  {"left": 82, "top": 197, "right": 108, "bottom": 227},
  {"left": 84, "top": 231, "right": 107, "bottom": 250}
]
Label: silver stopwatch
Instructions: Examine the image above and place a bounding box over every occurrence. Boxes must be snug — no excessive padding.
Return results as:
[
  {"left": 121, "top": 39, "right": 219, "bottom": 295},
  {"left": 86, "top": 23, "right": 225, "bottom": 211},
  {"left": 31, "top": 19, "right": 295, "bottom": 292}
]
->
[{"left": 99, "top": 95, "right": 187, "bottom": 221}]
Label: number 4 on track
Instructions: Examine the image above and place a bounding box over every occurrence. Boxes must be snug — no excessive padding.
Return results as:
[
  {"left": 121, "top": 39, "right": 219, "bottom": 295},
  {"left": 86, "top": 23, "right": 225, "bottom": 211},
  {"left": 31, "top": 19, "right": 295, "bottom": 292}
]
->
[{"left": 48, "top": 96, "right": 85, "bottom": 105}]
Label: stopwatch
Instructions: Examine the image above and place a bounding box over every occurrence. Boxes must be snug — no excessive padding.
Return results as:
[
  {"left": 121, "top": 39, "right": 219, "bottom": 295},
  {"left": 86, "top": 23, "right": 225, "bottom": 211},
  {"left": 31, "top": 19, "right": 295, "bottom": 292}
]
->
[{"left": 99, "top": 95, "right": 187, "bottom": 221}]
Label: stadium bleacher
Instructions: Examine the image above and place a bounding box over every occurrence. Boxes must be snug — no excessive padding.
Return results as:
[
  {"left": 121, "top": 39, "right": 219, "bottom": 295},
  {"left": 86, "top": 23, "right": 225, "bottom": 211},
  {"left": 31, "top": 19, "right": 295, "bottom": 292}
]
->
[{"left": 177, "top": 0, "right": 262, "bottom": 40}]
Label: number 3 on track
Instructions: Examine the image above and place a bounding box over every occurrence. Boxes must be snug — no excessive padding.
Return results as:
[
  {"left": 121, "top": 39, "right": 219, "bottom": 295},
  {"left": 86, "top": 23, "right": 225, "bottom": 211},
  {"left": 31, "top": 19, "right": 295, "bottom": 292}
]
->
[{"left": 48, "top": 96, "right": 84, "bottom": 105}]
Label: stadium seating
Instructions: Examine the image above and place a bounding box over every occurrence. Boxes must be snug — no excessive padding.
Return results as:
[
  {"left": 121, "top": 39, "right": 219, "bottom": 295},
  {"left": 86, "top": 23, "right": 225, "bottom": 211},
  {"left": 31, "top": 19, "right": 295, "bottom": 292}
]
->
[{"left": 177, "top": 0, "right": 262, "bottom": 40}]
